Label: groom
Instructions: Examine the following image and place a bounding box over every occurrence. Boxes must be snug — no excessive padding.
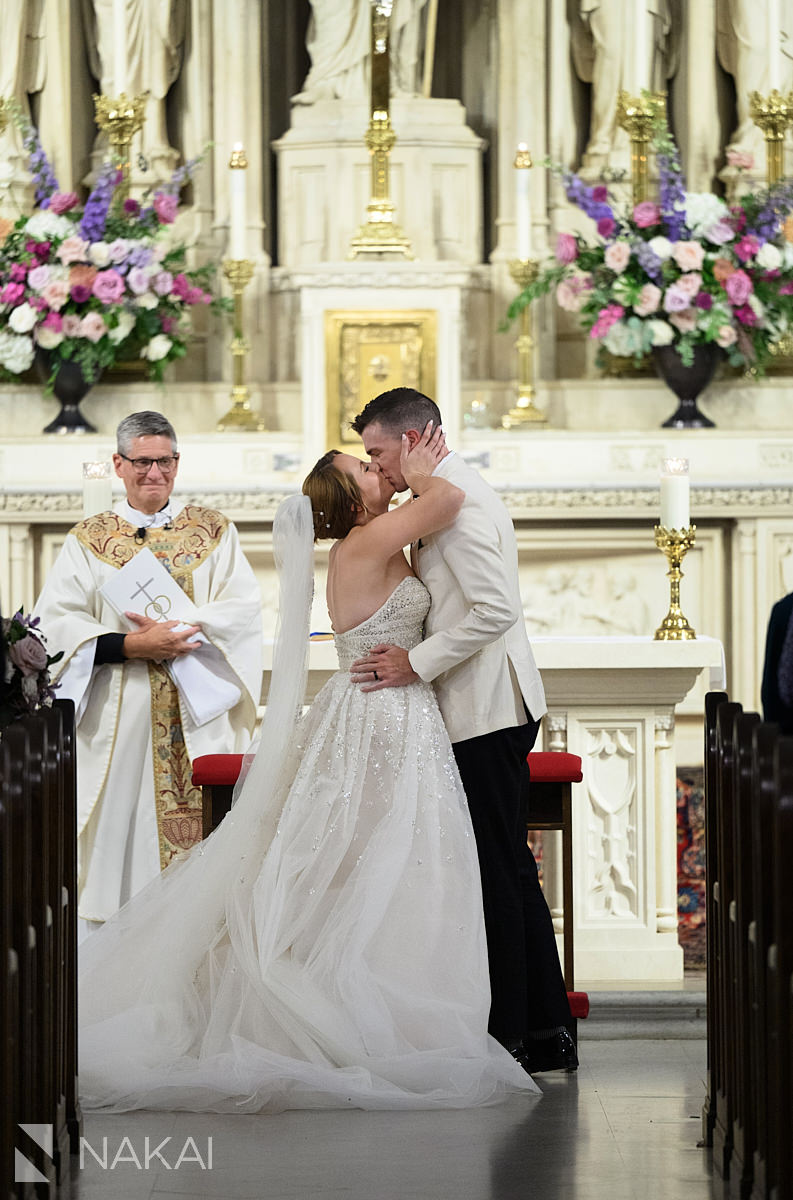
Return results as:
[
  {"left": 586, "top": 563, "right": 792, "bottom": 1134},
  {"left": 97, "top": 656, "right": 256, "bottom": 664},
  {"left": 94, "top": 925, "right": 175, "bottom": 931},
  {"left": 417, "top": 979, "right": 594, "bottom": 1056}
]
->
[{"left": 350, "top": 387, "right": 576, "bottom": 1073}]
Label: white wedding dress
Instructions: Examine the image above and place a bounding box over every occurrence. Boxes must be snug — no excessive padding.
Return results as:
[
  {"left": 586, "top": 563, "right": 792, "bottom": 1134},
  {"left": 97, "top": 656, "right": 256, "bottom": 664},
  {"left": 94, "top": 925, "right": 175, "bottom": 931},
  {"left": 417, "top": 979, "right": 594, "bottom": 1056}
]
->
[{"left": 78, "top": 498, "right": 539, "bottom": 1113}]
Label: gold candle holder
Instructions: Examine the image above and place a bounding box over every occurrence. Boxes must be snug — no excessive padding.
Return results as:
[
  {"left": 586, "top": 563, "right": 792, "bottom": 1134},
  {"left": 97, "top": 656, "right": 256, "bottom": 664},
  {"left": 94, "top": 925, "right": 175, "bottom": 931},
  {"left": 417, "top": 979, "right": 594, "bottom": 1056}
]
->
[
  {"left": 217, "top": 259, "right": 265, "bottom": 432},
  {"left": 748, "top": 89, "right": 793, "bottom": 184},
  {"left": 93, "top": 92, "right": 147, "bottom": 202},
  {"left": 349, "top": 3, "right": 412, "bottom": 258},
  {"left": 502, "top": 259, "right": 545, "bottom": 429},
  {"left": 653, "top": 524, "right": 697, "bottom": 640},
  {"left": 616, "top": 90, "right": 666, "bottom": 204}
]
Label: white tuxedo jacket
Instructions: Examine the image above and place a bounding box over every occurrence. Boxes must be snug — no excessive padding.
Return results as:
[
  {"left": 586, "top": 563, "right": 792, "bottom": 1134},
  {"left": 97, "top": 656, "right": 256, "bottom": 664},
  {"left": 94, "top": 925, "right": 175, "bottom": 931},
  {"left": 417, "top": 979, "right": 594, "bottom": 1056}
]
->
[{"left": 408, "top": 454, "right": 547, "bottom": 744}]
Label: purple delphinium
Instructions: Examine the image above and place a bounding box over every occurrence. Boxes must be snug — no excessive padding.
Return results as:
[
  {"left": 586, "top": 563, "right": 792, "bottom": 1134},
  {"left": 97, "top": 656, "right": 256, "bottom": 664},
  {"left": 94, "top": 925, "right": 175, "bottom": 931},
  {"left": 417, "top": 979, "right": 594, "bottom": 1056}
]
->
[
  {"left": 160, "top": 153, "right": 202, "bottom": 197},
  {"left": 657, "top": 147, "right": 689, "bottom": 242},
  {"left": 22, "top": 125, "right": 59, "bottom": 208},
  {"left": 634, "top": 239, "right": 663, "bottom": 282},
  {"left": 79, "top": 163, "right": 121, "bottom": 243},
  {"left": 562, "top": 172, "right": 617, "bottom": 230},
  {"left": 750, "top": 179, "right": 793, "bottom": 243}
]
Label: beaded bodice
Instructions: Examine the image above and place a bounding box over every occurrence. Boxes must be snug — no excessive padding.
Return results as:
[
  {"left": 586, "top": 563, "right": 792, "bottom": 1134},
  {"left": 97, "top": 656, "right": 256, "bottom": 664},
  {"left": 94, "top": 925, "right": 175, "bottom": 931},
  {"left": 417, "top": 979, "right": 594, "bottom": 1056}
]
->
[{"left": 333, "top": 576, "right": 430, "bottom": 671}]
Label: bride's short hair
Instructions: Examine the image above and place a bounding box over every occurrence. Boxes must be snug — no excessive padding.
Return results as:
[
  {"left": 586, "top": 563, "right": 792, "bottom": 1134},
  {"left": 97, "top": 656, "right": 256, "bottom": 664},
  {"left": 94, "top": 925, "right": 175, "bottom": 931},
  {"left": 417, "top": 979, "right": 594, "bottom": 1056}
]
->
[{"left": 302, "top": 451, "right": 365, "bottom": 541}]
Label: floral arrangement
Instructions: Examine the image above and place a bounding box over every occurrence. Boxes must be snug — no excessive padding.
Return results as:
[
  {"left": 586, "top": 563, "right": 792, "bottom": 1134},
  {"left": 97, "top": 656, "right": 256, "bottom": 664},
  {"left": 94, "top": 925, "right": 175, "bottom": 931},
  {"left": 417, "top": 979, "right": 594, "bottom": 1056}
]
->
[
  {"left": 0, "top": 610, "right": 62, "bottom": 729},
  {"left": 512, "top": 120, "right": 793, "bottom": 372},
  {"left": 0, "top": 114, "right": 227, "bottom": 386}
]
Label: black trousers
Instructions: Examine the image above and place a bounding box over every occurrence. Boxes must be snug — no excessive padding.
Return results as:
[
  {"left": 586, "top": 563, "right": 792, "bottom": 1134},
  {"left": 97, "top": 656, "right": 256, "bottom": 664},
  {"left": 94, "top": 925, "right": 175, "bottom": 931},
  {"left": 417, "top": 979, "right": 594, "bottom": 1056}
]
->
[{"left": 452, "top": 718, "right": 572, "bottom": 1045}]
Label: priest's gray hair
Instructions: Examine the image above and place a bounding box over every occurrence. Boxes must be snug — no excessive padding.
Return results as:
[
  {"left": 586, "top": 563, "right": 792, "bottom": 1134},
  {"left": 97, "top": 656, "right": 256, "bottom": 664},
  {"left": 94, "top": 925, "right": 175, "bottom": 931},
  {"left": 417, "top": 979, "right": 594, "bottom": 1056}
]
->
[{"left": 116, "top": 411, "right": 178, "bottom": 455}]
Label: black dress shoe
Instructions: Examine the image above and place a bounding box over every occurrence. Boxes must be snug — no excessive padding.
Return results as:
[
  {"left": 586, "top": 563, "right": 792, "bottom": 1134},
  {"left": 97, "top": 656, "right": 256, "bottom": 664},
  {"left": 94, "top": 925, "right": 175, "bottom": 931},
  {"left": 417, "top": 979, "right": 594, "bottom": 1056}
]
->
[
  {"left": 508, "top": 1042, "right": 533, "bottom": 1073},
  {"left": 522, "top": 1029, "right": 579, "bottom": 1074}
]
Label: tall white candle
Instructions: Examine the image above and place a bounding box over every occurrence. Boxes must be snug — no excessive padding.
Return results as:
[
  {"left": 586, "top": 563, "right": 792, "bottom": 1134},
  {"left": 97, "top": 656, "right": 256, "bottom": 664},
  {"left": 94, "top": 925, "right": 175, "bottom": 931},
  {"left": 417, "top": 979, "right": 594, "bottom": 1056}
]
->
[
  {"left": 769, "top": 0, "right": 782, "bottom": 91},
  {"left": 83, "top": 462, "right": 113, "bottom": 520},
  {"left": 229, "top": 143, "right": 248, "bottom": 260},
  {"left": 634, "top": 3, "right": 649, "bottom": 93},
  {"left": 660, "top": 458, "right": 690, "bottom": 530},
  {"left": 112, "top": 0, "right": 127, "bottom": 94},
  {"left": 514, "top": 144, "right": 532, "bottom": 259}
]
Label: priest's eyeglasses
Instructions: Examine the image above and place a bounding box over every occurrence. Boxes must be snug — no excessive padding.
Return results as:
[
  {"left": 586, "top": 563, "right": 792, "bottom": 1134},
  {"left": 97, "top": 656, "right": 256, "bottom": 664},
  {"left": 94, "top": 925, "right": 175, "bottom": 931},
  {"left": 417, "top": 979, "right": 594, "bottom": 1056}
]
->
[{"left": 119, "top": 454, "right": 180, "bottom": 474}]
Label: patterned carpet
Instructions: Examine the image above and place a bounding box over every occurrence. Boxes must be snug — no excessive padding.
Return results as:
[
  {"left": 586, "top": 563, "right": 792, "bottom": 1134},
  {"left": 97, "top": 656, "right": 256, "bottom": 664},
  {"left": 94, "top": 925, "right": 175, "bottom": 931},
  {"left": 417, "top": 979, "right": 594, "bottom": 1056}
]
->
[{"left": 677, "top": 768, "right": 706, "bottom": 967}]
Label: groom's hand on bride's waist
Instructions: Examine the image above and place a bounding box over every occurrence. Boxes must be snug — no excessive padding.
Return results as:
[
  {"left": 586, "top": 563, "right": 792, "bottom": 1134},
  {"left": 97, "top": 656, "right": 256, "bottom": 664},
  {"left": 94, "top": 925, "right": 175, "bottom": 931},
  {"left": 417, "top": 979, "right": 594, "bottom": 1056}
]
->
[{"left": 350, "top": 644, "right": 419, "bottom": 691}]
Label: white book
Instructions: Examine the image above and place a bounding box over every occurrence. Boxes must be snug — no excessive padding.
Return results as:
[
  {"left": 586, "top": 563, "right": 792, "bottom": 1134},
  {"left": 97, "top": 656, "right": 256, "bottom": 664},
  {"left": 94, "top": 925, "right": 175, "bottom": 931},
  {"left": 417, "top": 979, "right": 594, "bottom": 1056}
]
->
[{"left": 100, "top": 547, "right": 241, "bottom": 727}]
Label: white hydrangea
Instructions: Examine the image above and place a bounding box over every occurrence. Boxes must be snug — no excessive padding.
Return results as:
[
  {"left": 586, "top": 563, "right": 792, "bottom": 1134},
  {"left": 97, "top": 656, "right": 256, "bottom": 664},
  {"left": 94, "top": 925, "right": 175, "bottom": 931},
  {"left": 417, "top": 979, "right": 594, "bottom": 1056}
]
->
[
  {"left": 0, "top": 330, "right": 35, "bottom": 373},
  {"left": 603, "top": 320, "right": 643, "bottom": 358},
  {"left": 684, "top": 192, "right": 730, "bottom": 238},
  {"left": 647, "top": 319, "right": 675, "bottom": 346},
  {"left": 24, "top": 210, "right": 74, "bottom": 242},
  {"left": 648, "top": 236, "right": 673, "bottom": 260},
  {"left": 756, "top": 242, "right": 783, "bottom": 271},
  {"left": 782, "top": 243, "right": 793, "bottom": 270},
  {"left": 9, "top": 302, "right": 38, "bottom": 334},
  {"left": 108, "top": 310, "right": 136, "bottom": 345},
  {"left": 141, "top": 334, "right": 173, "bottom": 361}
]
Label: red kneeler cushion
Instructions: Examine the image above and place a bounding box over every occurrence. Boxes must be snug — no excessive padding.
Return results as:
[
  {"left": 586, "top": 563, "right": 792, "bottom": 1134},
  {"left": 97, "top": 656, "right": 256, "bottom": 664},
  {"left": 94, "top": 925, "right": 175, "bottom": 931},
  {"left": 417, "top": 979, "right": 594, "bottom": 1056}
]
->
[
  {"left": 527, "top": 751, "right": 583, "bottom": 784},
  {"left": 567, "top": 991, "right": 590, "bottom": 1020},
  {"left": 192, "top": 754, "right": 245, "bottom": 787}
]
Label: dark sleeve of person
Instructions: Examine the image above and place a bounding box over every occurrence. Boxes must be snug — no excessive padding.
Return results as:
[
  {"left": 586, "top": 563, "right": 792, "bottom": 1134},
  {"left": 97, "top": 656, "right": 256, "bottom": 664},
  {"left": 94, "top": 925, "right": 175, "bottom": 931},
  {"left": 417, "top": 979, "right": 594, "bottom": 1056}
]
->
[
  {"left": 761, "top": 594, "right": 793, "bottom": 731},
  {"left": 93, "top": 632, "right": 126, "bottom": 665}
]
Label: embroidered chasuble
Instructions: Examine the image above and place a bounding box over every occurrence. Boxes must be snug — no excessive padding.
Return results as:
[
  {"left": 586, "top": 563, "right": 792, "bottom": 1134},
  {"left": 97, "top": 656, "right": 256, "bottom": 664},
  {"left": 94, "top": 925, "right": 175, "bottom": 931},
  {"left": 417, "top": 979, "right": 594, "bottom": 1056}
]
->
[{"left": 34, "top": 501, "right": 263, "bottom": 924}]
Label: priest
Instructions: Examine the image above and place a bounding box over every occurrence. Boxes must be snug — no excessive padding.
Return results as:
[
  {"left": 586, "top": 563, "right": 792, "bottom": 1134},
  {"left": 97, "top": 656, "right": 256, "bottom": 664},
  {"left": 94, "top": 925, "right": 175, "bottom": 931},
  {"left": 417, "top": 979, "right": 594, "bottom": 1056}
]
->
[{"left": 34, "top": 410, "right": 263, "bottom": 937}]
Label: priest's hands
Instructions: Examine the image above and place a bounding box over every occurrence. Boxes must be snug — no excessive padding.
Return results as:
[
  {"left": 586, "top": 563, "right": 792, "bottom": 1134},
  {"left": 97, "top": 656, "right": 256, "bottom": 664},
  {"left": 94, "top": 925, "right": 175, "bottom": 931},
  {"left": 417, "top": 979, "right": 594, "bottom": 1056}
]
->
[{"left": 123, "top": 612, "right": 202, "bottom": 664}]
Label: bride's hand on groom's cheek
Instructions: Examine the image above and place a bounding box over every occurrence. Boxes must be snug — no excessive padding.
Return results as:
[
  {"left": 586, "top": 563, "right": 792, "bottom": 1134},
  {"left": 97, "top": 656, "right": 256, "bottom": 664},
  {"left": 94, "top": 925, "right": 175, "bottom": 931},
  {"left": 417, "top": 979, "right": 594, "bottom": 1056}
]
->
[{"left": 350, "top": 644, "right": 419, "bottom": 691}]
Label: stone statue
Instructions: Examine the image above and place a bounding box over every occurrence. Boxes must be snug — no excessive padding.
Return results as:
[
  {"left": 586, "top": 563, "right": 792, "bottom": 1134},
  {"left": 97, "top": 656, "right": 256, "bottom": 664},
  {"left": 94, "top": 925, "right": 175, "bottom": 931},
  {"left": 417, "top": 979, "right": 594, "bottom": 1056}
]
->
[
  {"left": 716, "top": 0, "right": 793, "bottom": 164},
  {"left": 81, "top": 0, "right": 187, "bottom": 174},
  {"left": 295, "top": 0, "right": 430, "bottom": 105},
  {"left": 0, "top": 0, "right": 46, "bottom": 173},
  {"left": 569, "top": 0, "right": 679, "bottom": 175}
]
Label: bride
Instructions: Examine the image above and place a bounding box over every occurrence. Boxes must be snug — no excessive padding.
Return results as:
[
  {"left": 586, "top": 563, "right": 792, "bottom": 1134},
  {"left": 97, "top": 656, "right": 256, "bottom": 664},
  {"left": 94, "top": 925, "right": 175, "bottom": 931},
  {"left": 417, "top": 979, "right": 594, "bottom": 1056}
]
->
[{"left": 78, "top": 423, "right": 540, "bottom": 1112}]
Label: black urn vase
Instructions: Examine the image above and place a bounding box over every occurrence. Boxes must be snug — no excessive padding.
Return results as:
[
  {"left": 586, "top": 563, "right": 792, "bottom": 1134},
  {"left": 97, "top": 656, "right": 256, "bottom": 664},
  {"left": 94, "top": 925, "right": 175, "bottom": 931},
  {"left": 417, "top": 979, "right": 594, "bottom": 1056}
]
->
[
  {"left": 35, "top": 351, "right": 98, "bottom": 434},
  {"left": 652, "top": 343, "right": 723, "bottom": 430}
]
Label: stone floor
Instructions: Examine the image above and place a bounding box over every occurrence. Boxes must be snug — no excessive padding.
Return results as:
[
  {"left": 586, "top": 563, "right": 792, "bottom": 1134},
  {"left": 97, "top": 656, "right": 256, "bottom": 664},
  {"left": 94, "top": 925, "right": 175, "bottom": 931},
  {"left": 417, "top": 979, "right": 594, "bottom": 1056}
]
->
[{"left": 69, "top": 1037, "right": 717, "bottom": 1200}]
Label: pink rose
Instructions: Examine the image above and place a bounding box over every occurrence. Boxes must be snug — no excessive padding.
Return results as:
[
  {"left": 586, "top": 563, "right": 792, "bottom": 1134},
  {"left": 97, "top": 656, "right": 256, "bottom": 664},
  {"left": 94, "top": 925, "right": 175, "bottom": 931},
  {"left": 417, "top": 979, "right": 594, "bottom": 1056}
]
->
[
  {"left": 92, "top": 269, "right": 125, "bottom": 303},
  {"left": 669, "top": 308, "right": 698, "bottom": 333},
  {"left": 634, "top": 282, "right": 662, "bottom": 316},
  {"left": 10, "top": 264, "right": 27, "bottom": 283},
  {"left": 725, "top": 268, "right": 753, "bottom": 306},
  {"left": 62, "top": 314, "right": 82, "bottom": 337},
  {"left": 716, "top": 324, "right": 738, "bottom": 347},
  {"left": 151, "top": 270, "right": 174, "bottom": 296},
  {"left": 153, "top": 192, "right": 178, "bottom": 224},
  {"left": 41, "top": 280, "right": 69, "bottom": 311},
  {"left": 604, "top": 241, "right": 631, "bottom": 273},
  {"left": 705, "top": 219, "right": 735, "bottom": 245},
  {"left": 672, "top": 241, "right": 705, "bottom": 272},
  {"left": 676, "top": 272, "right": 702, "bottom": 298},
  {"left": 663, "top": 284, "right": 691, "bottom": 313},
  {"left": 735, "top": 235, "right": 760, "bottom": 263},
  {"left": 42, "top": 312, "right": 63, "bottom": 332},
  {"left": 27, "top": 265, "right": 51, "bottom": 291},
  {"left": 9, "top": 632, "right": 48, "bottom": 676},
  {"left": 1, "top": 282, "right": 25, "bottom": 305},
  {"left": 633, "top": 201, "right": 661, "bottom": 228},
  {"left": 57, "top": 235, "right": 89, "bottom": 265},
  {"left": 597, "top": 216, "right": 616, "bottom": 239},
  {"left": 556, "top": 278, "right": 586, "bottom": 312},
  {"left": 127, "top": 266, "right": 152, "bottom": 295},
  {"left": 556, "top": 232, "right": 578, "bottom": 265},
  {"left": 590, "top": 302, "right": 624, "bottom": 338},
  {"left": 733, "top": 303, "right": 757, "bottom": 326},
  {"left": 48, "top": 191, "right": 79, "bottom": 215},
  {"left": 78, "top": 312, "right": 107, "bottom": 342}
]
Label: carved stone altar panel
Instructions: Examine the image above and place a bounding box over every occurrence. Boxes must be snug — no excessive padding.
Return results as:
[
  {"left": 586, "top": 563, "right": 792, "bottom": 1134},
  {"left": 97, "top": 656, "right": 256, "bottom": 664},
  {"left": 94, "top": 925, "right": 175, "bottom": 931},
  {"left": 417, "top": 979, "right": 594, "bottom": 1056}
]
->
[{"left": 582, "top": 721, "right": 641, "bottom": 924}]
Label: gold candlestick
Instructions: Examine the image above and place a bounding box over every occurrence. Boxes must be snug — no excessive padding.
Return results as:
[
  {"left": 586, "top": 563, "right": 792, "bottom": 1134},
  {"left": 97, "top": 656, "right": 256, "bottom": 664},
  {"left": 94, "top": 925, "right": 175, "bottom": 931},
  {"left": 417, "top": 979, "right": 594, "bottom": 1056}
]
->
[
  {"left": 349, "top": 2, "right": 412, "bottom": 258},
  {"left": 93, "top": 92, "right": 147, "bottom": 202},
  {"left": 501, "top": 259, "right": 545, "bottom": 428},
  {"left": 217, "top": 259, "right": 265, "bottom": 432},
  {"left": 616, "top": 90, "right": 666, "bottom": 204},
  {"left": 653, "top": 525, "right": 697, "bottom": 640},
  {"left": 749, "top": 89, "right": 793, "bottom": 184}
]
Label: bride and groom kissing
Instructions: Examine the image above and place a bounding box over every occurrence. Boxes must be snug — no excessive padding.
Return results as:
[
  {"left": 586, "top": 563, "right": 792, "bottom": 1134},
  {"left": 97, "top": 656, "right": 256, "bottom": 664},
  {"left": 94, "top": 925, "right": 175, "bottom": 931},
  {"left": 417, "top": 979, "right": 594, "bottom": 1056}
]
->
[{"left": 78, "top": 386, "right": 575, "bottom": 1114}]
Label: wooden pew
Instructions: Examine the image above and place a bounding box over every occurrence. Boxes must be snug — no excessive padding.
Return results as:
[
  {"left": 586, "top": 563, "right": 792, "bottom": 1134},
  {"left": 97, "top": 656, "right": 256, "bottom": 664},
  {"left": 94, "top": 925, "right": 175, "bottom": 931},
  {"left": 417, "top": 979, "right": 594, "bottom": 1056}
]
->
[
  {"left": 0, "top": 738, "right": 19, "bottom": 1200},
  {"left": 767, "top": 735, "right": 793, "bottom": 1200},
  {"left": 702, "top": 689, "right": 727, "bottom": 1149}
]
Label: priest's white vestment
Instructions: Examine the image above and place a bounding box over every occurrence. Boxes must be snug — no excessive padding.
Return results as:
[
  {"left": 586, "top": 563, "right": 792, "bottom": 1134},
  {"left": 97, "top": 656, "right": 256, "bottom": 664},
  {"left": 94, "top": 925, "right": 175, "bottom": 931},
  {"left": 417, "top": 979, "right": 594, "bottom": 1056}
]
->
[{"left": 34, "top": 500, "right": 263, "bottom": 924}]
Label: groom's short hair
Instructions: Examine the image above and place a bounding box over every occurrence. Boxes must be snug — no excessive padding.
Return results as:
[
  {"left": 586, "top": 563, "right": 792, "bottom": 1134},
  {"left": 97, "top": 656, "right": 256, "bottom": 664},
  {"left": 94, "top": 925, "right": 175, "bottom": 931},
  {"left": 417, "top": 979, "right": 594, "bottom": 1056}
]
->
[{"left": 351, "top": 388, "right": 442, "bottom": 437}]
